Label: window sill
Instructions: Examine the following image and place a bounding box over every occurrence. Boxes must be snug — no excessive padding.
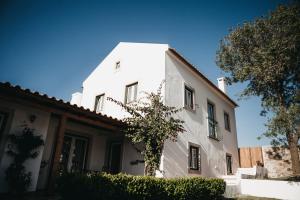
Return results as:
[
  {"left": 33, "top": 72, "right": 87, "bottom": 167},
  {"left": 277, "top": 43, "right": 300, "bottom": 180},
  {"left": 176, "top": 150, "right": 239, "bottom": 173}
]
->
[
  {"left": 188, "top": 168, "right": 201, "bottom": 174},
  {"left": 208, "top": 135, "right": 220, "bottom": 141},
  {"left": 184, "top": 106, "right": 196, "bottom": 113},
  {"left": 225, "top": 128, "right": 231, "bottom": 132}
]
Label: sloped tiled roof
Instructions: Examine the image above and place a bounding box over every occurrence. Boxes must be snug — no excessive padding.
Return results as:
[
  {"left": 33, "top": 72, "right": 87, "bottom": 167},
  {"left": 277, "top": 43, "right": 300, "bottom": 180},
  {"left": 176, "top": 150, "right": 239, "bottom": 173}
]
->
[
  {"left": 0, "top": 82, "right": 124, "bottom": 126},
  {"left": 168, "top": 48, "right": 238, "bottom": 107}
]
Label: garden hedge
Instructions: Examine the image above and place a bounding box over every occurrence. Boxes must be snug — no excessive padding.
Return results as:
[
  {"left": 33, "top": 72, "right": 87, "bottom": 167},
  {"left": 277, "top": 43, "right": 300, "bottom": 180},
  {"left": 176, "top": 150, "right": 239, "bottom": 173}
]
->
[{"left": 56, "top": 173, "right": 226, "bottom": 200}]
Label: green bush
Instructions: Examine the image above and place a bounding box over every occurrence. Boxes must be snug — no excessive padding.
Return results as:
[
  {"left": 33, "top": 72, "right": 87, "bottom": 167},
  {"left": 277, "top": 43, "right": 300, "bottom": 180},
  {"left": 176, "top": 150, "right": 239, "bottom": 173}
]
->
[{"left": 56, "top": 173, "right": 226, "bottom": 200}]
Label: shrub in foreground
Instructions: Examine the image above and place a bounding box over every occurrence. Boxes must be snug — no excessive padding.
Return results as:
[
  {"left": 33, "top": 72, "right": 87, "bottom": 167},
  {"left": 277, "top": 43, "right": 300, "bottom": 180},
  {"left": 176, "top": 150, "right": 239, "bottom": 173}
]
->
[{"left": 56, "top": 173, "right": 226, "bottom": 200}]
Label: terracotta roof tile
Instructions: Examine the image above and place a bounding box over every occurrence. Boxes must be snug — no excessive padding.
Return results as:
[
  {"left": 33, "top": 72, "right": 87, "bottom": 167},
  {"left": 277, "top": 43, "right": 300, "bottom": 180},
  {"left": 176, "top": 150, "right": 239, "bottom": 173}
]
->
[{"left": 0, "top": 82, "right": 123, "bottom": 125}]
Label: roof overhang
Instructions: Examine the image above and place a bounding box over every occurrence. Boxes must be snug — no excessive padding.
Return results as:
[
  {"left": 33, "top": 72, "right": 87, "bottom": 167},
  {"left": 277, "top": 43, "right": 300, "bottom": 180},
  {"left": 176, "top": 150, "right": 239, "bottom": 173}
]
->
[
  {"left": 167, "top": 48, "right": 238, "bottom": 108},
  {"left": 0, "top": 82, "right": 125, "bottom": 131}
]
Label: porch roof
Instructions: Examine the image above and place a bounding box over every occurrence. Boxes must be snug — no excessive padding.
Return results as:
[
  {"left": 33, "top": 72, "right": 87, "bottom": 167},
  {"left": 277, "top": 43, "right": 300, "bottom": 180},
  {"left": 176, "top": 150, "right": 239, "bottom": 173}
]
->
[{"left": 0, "top": 82, "right": 124, "bottom": 130}]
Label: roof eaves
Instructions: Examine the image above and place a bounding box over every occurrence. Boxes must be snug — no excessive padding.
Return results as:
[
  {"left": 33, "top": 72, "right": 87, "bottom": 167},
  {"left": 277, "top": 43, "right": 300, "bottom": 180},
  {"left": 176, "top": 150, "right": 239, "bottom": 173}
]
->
[
  {"left": 0, "top": 82, "right": 124, "bottom": 125},
  {"left": 167, "top": 48, "right": 238, "bottom": 107}
]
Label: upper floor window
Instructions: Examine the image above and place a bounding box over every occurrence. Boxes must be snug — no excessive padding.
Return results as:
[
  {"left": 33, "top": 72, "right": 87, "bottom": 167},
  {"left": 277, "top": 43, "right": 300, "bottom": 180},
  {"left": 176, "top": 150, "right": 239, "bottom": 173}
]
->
[
  {"left": 184, "top": 85, "right": 194, "bottom": 110},
  {"left": 125, "top": 82, "right": 138, "bottom": 104},
  {"left": 94, "top": 94, "right": 105, "bottom": 113},
  {"left": 189, "top": 145, "right": 200, "bottom": 171},
  {"left": 224, "top": 112, "right": 231, "bottom": 132},
  {"left": 115, "top": 61, "right": 120, "bottom": 70},
  {"left": 207, "top": 101, "right": 218, "bottom": 139}
]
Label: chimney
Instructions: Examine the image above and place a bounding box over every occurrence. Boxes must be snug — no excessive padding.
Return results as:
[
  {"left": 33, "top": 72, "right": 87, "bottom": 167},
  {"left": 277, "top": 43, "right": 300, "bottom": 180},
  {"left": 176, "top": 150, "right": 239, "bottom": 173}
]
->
[
  {"left": 71, "top": 92, "right": 82, "bottom": 106},
  {"left": 217, "top": 77, "right": 227, "bottom": 94}
]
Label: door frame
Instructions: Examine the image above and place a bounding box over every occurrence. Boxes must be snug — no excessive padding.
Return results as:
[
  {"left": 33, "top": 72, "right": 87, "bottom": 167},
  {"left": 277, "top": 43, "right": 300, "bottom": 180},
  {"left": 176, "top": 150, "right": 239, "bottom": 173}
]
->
[
  {"left": 104, "top": 138, "right": 124, "bottom": 174},
  {"left": 62, "top": 133, "right": 90, "bottom": 172}
]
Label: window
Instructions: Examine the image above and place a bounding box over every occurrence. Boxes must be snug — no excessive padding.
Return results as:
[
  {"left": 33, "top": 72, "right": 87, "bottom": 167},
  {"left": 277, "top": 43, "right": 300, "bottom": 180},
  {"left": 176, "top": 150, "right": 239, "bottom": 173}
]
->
[
  {"left": 125, "top": 82, "right": 138, "bottom": 104},
  {"left": 107, "top": 142, "right": 122, "bottom": 174},
  {"left": 0, "top": 112, "right": 7, "bottom": 132},
  {"left": 184, "top": 85, "right": 194, "bottom": 110},
  {"left": 224, "top": 112, "right": 231, "bottom": 131},
  {"left": 189, "top": 145, "right": 200, "bottom": 171},
  {"left": 115, "top": 61, "right": 120, "bottom": 69},
  {"left": 94, "top": 94, "right": 105, "bottom": 113},
  {"left": 207, "top": 102, "right": 217, "bottom": 139},
  {"left": 60, "top": 134, "right": 88, "bottom": 173},
  {"left": 226, "top": 154, "right": 233, "bottom": 174},
  {"left": 0, "top": 112, "right": 8, "bottom": 142}
]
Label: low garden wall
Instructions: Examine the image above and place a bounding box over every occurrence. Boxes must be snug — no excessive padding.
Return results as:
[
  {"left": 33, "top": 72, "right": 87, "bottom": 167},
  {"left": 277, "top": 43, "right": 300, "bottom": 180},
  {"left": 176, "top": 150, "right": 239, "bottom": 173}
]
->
[
  {"left": 56, "top": 173, "right": 226, "bottom": 200},
  {"left": 240, "top": 179, "right": 300, "bottom": 200}
]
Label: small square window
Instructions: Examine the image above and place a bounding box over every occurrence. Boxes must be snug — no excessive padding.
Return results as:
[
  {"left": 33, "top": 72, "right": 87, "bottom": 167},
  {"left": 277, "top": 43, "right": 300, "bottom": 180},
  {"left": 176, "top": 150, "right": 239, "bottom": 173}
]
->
[
  {"left": 184, "top": 86, "right": 194, "bottom": 110},
  {"left": 94, "top": 94, "right": 105, "bottom": 113},
  {"left": 224, "top": 112, "right": 231, "bottom": 132},
  {"left": 125, "top": 82, "right": 138, "bottom": 104},
  {"left": 189, "top": 145, "right": 200, "bottom": 170},
  {"left": 115, "top": 61, "right": 120, "bottom": 69}
]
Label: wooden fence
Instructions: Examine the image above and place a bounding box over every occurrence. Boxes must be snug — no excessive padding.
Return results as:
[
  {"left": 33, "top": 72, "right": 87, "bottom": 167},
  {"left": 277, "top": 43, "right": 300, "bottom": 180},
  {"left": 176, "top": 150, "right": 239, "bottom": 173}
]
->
[{"left": 239, "top": 147, "right": 263, "bottom": 168}]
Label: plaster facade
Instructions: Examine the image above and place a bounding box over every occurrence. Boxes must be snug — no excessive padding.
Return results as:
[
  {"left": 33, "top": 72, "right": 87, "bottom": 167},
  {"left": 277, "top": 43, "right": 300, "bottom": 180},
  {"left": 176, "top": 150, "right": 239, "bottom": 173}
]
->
[{"left": 72, "top": 42, "right": 239, "bottom": 178}]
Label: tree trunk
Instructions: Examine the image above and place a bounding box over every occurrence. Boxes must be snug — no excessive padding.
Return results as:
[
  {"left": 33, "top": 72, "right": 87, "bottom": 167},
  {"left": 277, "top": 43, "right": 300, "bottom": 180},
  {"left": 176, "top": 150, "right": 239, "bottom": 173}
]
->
[
  {"left": 144, "top": 163, "right": 155, "bottom": 176},
  {"left": 288, "top": 134, "right": 300, "bottom": 175}
]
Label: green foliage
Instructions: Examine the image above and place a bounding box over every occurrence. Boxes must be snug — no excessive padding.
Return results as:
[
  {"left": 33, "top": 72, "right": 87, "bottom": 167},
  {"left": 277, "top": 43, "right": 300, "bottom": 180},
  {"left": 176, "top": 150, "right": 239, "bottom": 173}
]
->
[
  {"left": 108, "top": 82, "right": 185, "bottom": 176},
  {"left": 264, "top": 105, "right": 300, "bottom": 146},
  {"left": 5, "top": 125, "right": 44, "bottom": 195},
  {"left": 5, "top": 164, "right": 31, "bottom": 194},
  {"left": 56, "top": 173, "right": 226, "bottom": 200},
  {"left": 216, "top": 2, "right": 300, "bottom": 174},
  {"left": 216, "top": 4, "right": 300, "bottom": 110}
]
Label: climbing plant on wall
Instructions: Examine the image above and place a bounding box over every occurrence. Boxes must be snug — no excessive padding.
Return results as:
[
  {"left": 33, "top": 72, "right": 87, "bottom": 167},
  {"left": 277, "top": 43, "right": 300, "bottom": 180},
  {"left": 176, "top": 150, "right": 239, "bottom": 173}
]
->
[
  {"left": 108, "top": 81, "right": 185, "bottom": 176},
  {"left": 5, "top": 121, "right": 44, "bottom": 195}
]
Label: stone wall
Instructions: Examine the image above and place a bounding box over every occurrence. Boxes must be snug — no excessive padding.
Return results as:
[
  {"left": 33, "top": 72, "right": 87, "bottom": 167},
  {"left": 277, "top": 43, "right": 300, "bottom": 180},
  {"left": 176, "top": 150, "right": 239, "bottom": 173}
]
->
[{"left": 262, "top": 146, "right": 298, "bottom": 178}]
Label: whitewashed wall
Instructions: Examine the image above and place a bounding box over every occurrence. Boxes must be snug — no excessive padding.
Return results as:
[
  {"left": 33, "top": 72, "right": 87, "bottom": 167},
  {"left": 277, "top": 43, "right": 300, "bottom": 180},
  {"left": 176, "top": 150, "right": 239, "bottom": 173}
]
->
[
  {"left": 76, "top": 43, "right": 169, "bottom": 176},
  {"left": 164, "top": 52, "right": 239, "bottom": 177},
  {"left": 240, "top": 179, "right": 300, "bottom": 200},
  {"left": 72, "top": 42, "right": 239, "bottom": 178},
  {"left": 0, "top": 101, "right": 50, "bottom": 192},
  {"left": 121, "top": 139, "right": 145, "bottom": 175},
  {"left": 80, "top": 42, "right": 168, "bottom": 118}
]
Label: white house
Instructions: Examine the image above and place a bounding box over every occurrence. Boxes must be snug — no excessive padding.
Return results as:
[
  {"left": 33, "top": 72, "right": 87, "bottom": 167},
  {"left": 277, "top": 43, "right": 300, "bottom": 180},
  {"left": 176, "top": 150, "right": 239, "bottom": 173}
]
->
[{"left": 71, "top": 42, "right": 239, "bottom": 178}]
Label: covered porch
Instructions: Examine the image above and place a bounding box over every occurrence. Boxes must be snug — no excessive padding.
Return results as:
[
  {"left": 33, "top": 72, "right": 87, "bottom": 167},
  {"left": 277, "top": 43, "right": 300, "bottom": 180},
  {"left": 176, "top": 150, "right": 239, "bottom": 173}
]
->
[
  {"left": 0, "top": 82, "right": 144, "bottom": 193},
  {"left": 37, "top": 114, "right": 128, "bottom": 191}
]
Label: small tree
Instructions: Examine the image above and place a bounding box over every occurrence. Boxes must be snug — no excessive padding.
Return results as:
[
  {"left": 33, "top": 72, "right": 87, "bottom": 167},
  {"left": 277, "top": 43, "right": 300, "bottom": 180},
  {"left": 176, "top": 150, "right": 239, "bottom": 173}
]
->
[
  {"left": 5, "top": 124, "right": 44, "bottom": 195},
  {"left": 108, "top": 82, "right": 185, "bottom": 176},
  {"left": 216, "top": 3, "right": 300, "bottom": 174}
]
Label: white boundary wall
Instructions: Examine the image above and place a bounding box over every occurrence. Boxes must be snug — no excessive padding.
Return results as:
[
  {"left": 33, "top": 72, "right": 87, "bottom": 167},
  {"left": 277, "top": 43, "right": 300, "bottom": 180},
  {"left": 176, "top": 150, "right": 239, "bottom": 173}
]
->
[{"left": 240, "top": 179, "right": 300, "bottom": 200}]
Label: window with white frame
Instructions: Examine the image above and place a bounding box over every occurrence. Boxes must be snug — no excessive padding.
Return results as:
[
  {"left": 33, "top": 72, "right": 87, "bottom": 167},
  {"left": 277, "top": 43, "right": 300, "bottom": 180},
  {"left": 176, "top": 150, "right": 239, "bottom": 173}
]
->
[
  {"left": 184, "top": 85, "right": 194, "bottom": 110},
  {"left": 189, "top": 145, "right": 200, "bottom": 171},
  {"left": 125, "top": 82, "right": 138, "bottom": 104},
  {"left": 224, "top": 112, "right": 231, "bottom": 132},
  {"left": 94, "top": 94, "right": 105, "bottom": 113}
]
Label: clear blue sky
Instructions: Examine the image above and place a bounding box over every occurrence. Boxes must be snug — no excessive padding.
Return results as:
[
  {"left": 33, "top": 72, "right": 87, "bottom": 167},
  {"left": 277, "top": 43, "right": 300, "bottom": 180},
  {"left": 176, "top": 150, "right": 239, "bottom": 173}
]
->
[{"left": 0, "top": 0, "right": 288, "bottom": 147}]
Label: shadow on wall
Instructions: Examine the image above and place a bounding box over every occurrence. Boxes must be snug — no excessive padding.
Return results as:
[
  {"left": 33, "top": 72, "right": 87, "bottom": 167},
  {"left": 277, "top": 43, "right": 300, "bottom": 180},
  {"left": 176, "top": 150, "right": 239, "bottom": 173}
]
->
[{"left": 163, "top": 117, "right": 223, "bottom": 178}]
